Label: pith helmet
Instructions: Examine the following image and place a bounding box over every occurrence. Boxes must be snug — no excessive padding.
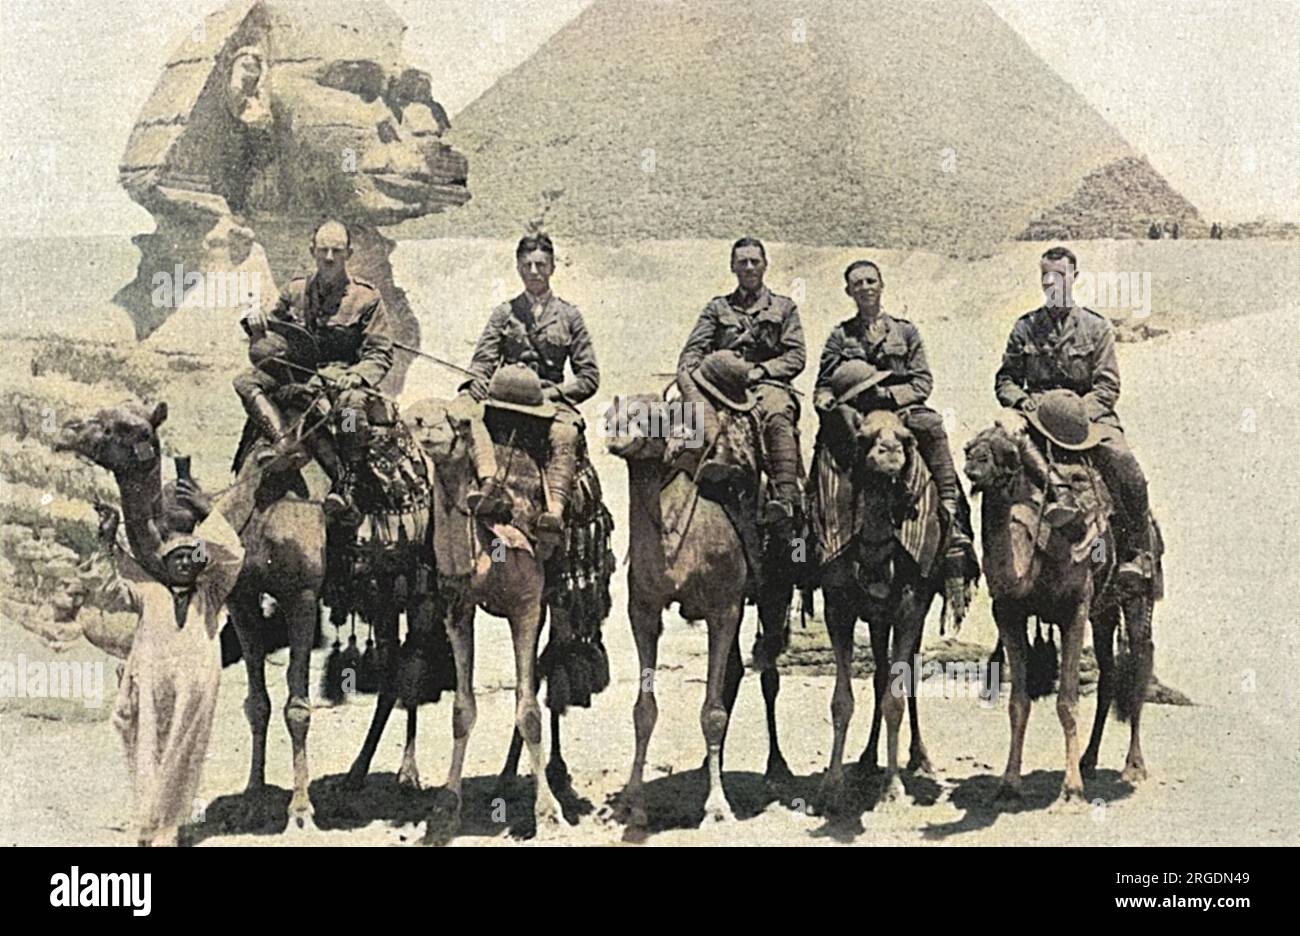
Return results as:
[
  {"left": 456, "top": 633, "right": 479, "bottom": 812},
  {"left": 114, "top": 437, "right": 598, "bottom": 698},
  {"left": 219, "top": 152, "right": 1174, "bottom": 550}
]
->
[
  {"left": 1024, "top": 389, "right": 1106, "bottom": 451},
  {"left": 484, "top": 364, "right": 557, "bottom": 419}
]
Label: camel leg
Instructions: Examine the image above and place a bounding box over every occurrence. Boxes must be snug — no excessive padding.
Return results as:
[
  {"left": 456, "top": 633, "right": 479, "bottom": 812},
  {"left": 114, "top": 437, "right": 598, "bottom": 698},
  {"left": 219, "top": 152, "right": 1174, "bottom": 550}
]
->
[
  {"left": 857, "top": 617, "right": 891, "bottom": 773},
  {"left": 544, "top": 604, "right": 573, "bottom": 794},
  {"left": 229, "top": 593, "right": 270, "bottom": 795},
  {"left": 283, "top": 589, "right": 316, "bottom": 828},
  {"left": 547, "top": 708, "right": 570, "bottom": 793},
  {"left": 398, "top": 705, "right": 421, "bottom": 790},
  {"left": 1056, "top": 600, "right": 1088, "bottom": 803},
  {"left": 430, "top": 605, "right": 475, "bottom": 840},
  {"left": 1081, "top": 604, "right": 1119, "bottom": 778},
  {"left": 700, "top": 599, "right": 743, "bottom": 824},
  {"left": 1121, "top": 594, "right": 1153, "bottom": 783},
  {"left": 757, "top": 585, "right": 793, "bottom": 784},
  {"left": 622, "top": 597, "right": 661, "bottom": 828},
  {"left": 994, "top": 600, "right": 1030, "bottom": 802},
  {"left": 879, "top": 588, "right": 925, "bottom": 808},
  {"left": 345, "top": 602, "right": 401, "bottom": 789},
  {"left": 905, "top": 597, "right": 935, "bottom": 776},
  {"left": 712, "top": 634, "right": 743, "bottom": 774},
  {"left": 817, "top": 590, "right": 857, "bottom": 815},
  {"left": 507, "top": 591, "right": 559, "bottom": 831}
]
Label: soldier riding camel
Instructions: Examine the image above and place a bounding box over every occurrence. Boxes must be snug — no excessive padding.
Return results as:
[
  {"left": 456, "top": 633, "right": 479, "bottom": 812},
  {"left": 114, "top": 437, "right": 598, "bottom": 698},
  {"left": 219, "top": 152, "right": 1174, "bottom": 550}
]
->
[
  {"left": 455, "top": 233, "right": 600, "bottom": 549},
  {"left": 233, "top": 218, "right": 392, "bottom": 516},
  {"left": 814, "top": 259, "right": 972, "bottom": 553},
  {"left": 995, "top": 246, "right": 1155, "bottom": 590},
  {"left": 676, "top": 237, "right": 806, "bottom": 537}
]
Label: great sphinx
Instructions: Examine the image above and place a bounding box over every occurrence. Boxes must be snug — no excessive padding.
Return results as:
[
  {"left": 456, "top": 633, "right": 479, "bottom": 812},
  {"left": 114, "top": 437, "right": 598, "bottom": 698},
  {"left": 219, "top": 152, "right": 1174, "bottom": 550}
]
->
[{"left": 115, "top": 0, "right": 469, "bottom": 389}]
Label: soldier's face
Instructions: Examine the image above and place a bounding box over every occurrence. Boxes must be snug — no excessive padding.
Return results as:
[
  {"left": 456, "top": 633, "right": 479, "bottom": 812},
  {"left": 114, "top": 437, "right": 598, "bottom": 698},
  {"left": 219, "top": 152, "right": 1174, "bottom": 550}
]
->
[
  {"left": 731, "top": 247, "right": 767, "bottom": 292},
  {"left": 846, "top": 265, "right": 884, "bottom": 310},
  {"left": 1040, "top": 258, "right": 1074, "bottom": 308},
  {"left": 312, "top": 224, "right": 352, "bottom": 284},
  {"left": 517, "top": 249, "right": 554, "bottom": 297}
]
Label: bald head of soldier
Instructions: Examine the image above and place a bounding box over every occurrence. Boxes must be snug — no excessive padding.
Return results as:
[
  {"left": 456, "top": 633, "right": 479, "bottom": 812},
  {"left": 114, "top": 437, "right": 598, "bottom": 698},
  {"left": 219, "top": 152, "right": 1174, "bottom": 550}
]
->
[{"left": 310, "top": 219, "right": 353, "bottom": 288}]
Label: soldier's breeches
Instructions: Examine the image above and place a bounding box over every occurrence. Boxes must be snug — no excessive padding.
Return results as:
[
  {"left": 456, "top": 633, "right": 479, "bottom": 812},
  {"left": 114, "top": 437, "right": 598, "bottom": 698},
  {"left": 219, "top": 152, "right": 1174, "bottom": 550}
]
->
[
  {"left": 233, "top": 367, "right": 280, "bottom": 405},
  {"left": 1092, "top": 429, "right": 1150, "bottom": 555},
  {"left": 446, "top": 394, "right": 499, "bottom": 484},
  {"left": 545, "top": 412, "right": 582, "bottom": 515},
  {"left": 903, "top": 407, "right": 960, "bottom": 504},
  {"left": 756, "top": 385, "right": 801, "bottom": 503}
]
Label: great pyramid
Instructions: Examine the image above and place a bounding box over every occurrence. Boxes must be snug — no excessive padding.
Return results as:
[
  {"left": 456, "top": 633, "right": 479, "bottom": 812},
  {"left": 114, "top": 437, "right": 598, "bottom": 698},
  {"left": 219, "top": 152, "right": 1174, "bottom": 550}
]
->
[{"left": 416, "top": 0, "right": 1200, "bottom": 252}]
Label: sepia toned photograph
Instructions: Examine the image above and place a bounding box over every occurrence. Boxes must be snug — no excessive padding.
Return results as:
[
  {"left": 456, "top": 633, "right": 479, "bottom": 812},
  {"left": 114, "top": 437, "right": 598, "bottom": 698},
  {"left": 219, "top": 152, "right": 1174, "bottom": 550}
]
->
[{"left": 1, "top": 0, "right": 1296, "bottom": 861}]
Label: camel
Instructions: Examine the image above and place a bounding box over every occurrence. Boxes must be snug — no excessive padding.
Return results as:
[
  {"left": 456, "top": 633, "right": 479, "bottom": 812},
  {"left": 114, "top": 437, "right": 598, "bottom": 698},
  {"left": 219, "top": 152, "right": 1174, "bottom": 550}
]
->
[
  {"left": 812, "top": 409, "right": 976, "bottom": 814},
  {"left": 963, "top": 418, "right": 1158, "bottom": 803},
  {"left": 383, "top": 397, "right": 567, "bottom": 838},
  {"left": 605, "top": 394, "right": 794, "bottom": 828},
  {"left": 55, "top": 400, "right": 325, "bottom": 828}
]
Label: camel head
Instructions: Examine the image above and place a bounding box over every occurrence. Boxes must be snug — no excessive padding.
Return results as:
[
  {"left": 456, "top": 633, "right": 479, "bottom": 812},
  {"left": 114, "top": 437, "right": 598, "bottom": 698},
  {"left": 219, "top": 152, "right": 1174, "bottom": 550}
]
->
[
  {"left": 604, "top": 394, "right": 670, "bottom": 462},
  {"left": 963, "top": 423, "right": 1023, "bottom": 494},
  {"left": 53, "top": 401, "right": 167, "bottom": 474},
  {"left": 856, "top": 410, "right": 912, "bottom": 480}
]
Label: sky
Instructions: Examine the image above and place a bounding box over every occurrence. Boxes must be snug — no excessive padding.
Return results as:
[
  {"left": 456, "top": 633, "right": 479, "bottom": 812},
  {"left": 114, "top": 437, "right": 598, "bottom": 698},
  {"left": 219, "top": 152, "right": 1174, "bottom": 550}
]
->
[{"left": 1, "top": 0, "right": 1296, "bottom": 237}]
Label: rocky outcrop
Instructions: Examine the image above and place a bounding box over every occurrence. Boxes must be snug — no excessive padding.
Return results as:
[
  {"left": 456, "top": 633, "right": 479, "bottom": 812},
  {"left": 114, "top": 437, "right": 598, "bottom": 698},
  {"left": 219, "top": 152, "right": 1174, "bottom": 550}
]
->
[{"left": 116, "top": 0, "right": 469, "bottom": 390}]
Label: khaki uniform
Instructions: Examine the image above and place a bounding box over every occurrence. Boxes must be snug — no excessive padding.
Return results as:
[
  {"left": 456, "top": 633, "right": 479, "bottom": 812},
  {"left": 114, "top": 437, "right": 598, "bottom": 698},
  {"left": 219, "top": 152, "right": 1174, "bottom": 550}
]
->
[
  {"left": 815, "top": 312, "right": 961, "bottom": 505},
  {"left": 995, "top": 304, "right": 1150, "bottom": 559},
  {"left": 677, "top": 287, "right": 806, "bottom": 503},
  {"left": 458, "top": 292, "right": 600, "bottom": 523},
  {"left": 232, "top": 273, "right": 392, "bottom": 478}
]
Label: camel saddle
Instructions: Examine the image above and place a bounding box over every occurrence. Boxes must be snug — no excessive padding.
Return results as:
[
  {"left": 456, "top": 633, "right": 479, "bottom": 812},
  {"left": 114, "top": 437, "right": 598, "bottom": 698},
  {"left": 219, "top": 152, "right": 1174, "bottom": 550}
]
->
[
  {"left": 810, "top": 437, "right": 947, "bottom": 582},
  {"left": 1009, "top": 458, "right": 1113, "bottom": 567}
]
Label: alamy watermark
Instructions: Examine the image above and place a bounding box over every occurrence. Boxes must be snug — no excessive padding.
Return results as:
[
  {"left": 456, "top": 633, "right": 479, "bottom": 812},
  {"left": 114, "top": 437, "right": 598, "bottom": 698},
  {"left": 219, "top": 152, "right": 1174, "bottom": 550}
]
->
[
  {"left": 600, "top": 397, "right": 707, "bottom": 448},
  {"left": 151, "top": 265, "right": 262, "bottom": 310},
  {"left": 0, "top": 655, "right": 104, "bottom": 708}
]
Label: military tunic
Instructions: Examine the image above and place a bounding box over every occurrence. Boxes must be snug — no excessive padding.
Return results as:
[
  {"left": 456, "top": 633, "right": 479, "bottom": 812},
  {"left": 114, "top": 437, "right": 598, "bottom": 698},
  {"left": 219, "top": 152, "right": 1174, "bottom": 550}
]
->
[
  {"left": 677, "top": 287, "right": 806, "bottom": 384},
  {"left": 994, "top": 304, "right": 1121, "bottom": 428},
  {"left": 463, "top": 291, "right": 600, "bottom": 408},
  {"left": 266, "top": 273, "right": 394, "bottom": 388},
  {"left": 815, "top": 312, "right": 933, "bottom": 410}
]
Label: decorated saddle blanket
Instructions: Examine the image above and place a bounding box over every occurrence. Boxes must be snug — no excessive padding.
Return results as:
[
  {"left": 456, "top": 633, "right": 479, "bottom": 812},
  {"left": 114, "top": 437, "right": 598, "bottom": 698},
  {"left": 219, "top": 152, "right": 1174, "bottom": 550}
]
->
[
  {"left": 810, "top": 440, "right": 944, "bottom": 579},
  {"left": 1009, "top": 460, "right": 1112, "bottom": 566}
]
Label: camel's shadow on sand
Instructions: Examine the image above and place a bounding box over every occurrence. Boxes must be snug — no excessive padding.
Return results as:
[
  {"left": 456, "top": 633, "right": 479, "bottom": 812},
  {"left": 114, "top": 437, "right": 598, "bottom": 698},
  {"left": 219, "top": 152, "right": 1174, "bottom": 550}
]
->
[
  {"left": 187, "top": 770, "right": 597, "bottom": 845},
  {"left": 604, "top": 765, "right": 946, "bottom": 843},
  {"left": 919, "top": 767, "right": 1136, "bottom": 840},
  {"left": 603, "top": 762, "right": 1136, "bottom": 844}
]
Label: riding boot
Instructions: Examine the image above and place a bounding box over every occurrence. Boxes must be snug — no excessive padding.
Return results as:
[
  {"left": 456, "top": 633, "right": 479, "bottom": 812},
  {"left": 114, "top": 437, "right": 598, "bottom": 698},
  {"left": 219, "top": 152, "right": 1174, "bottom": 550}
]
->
[
  {"left": 537, "top": 422, "right": 579, "bottom": 546},
  {"left": 1114, "top": 511, "right": 1154, "bottom": 592},
  {"left": 243, "top": 391, "right": 304, "bottom": 472},
  {"left": 1095, "top": 440, "right": 1153, "bottom": 590},
  {"left": 302, "top": 428, "right": 352, "bottom": 520},
  {"left": 760, "top": 415, "right": 801, "bottom": 538},
  {"left": 462, "top": 411, "right": 513, "bottom": 523},
  {"left": 908, "top": 411, "right": 971, "bottom": 551}
]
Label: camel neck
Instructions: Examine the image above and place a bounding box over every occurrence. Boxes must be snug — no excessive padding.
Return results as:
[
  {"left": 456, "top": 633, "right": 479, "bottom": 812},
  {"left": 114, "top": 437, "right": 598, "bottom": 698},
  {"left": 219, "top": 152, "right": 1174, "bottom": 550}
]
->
[
  {"left": 626, "top": 459, "right": 667, "bottom": 588},
  {"left": 114, "top": 458, "right": 164, "bottom": 571},
  {"left": 979, "top": 483, "right": 1030, "bottom": 598}
]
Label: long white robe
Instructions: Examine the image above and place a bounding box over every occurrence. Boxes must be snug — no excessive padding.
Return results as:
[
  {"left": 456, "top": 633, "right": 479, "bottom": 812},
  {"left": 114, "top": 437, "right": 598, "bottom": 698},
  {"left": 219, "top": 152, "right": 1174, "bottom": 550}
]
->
[{"left": 83, "top": 511, "right": 244, "bottom": 842}]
